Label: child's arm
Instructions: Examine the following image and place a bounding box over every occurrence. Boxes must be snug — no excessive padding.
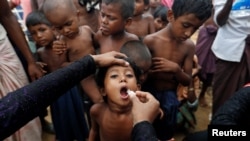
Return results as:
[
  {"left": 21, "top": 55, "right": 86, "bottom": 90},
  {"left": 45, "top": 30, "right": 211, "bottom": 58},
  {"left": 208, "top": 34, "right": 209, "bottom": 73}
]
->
[
  {"left": 147, "top": 15, "right": 156, "bottom": 34},
  {"left": 89, "top": 105, "right": 101, "bottom": 141},
  {"left": 192, "top": 55, "right": 201, "bottom": 77},
  {"left": 80, "top": 75, "right": 104, "bottom": 103}
]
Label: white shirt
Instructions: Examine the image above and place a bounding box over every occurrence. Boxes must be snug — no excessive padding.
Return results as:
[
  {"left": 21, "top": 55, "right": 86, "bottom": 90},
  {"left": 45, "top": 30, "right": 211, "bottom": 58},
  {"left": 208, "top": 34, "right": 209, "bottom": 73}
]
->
[
  {"left": 212, "top": 0, "right": 250, "bottom": 62},
  {"left": 0, "top": 24, "right": 7, "bottom": 41}
]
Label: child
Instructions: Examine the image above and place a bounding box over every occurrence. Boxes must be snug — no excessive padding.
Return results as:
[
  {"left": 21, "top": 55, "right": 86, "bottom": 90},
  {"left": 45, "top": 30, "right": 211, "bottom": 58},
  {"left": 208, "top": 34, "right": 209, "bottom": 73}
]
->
[
  {"left": 42, "top": 0, "right": 103, "bottom": 104},
  {"left": 195, "top": 15, "right": 217, "bottom": 107},
  {"left": 125, "top": 0, "right": 155, "bottom": 38},
  {"left": 95, "top": 0, "right": 139, "bottom": 54},
  {"left": 120, "top": 40, "right": 152, "bottom": 84},
  {"left": 142, "top": 0, "right": 213, "bottom": 140},
  {"left": 147, "top": 0, "right": 162, "bottom": 15},
  {"left": 26, "top": 11, "right": 89, "bottom": 141},
  {"left": 176, "top": 54, "right": 200, "bottom": 132},
  {"left": 153, "top": 4, "right": 169, "bottom": 31},
  {"left": 89, "top": 58, "right": 142, "bottom": 141}
]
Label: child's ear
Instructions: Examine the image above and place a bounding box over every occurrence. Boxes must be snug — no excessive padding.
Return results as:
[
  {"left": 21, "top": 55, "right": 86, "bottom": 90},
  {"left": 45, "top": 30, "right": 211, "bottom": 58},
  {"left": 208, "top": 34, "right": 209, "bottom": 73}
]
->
[
  {"left": 125, "top": 17, "right": 133, "bottom": 27},
  {"left": 167, "top": 9, "right": 174, "bottom": 22},
  {"left": 137, "top": 83, "right": 141, "bottom": 90}
]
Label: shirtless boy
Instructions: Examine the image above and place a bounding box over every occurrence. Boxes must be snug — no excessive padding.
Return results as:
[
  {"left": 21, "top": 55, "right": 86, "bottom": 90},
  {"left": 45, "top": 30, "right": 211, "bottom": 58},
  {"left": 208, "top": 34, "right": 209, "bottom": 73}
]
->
[
  {"left": 142, "top": 0, "right": 213, "bottom": 140},
  {"left": 95, "top": 0, "right": 139, "bottom": 54},
  {"left": 89, "top": 58, "right": 143, "bottom": 141}
]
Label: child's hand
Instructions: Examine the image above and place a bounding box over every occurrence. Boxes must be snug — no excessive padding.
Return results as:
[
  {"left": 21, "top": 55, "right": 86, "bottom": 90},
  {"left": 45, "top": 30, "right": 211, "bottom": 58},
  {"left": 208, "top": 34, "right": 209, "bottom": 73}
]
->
[
  {"left": 150, "top": 57, "right": 178, "bottom": 73},
  {"left": 52, "top": 36, "right": 67, "bottom": 55},
  {"left": 36, "top": 61, "right": 47, "bottom": 74}
]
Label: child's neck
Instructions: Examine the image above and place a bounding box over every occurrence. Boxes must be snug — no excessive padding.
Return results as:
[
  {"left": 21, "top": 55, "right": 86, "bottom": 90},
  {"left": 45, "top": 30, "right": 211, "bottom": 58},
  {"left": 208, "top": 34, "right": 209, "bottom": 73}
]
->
[
  {"left": 108, "top": 102, "right": 132, "bottom": 114},
  {"left": 133, "top": 13, "right": 143, "bottom": 21},
  {"left": 110, "top": 30, "right": 127, "bottom": 40}
]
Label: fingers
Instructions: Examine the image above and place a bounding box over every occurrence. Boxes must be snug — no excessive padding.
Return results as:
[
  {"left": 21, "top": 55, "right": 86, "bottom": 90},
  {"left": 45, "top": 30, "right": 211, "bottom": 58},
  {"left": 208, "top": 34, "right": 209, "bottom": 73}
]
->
[
  {"left": 92, "top": 51, "right": 128, "bottom": 67},
  {"left": 52, "top": 40, "right": 67, "bottom": 54}
]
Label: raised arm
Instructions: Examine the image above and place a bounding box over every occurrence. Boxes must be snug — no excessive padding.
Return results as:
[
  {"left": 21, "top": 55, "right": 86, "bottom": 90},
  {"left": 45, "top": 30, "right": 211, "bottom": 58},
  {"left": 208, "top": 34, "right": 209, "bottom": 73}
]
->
[
  {"left": 214, "top": 0, "right": 234, "bottom": 26},
  {"left": 0, "top": 0, "right": 44, "bottom": 81},
  {"left": 0, "top": 51, "right": 128, "bottom": 140}
]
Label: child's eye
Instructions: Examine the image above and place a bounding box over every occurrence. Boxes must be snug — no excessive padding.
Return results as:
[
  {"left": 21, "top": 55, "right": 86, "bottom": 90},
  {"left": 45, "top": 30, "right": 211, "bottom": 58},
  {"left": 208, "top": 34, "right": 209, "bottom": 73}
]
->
[
  {"left": 182, "top": 23, "right": 190, "bottom": 28},
  {"left": 110, "top": 74, "right": 118, "bottom": 78},
  {"left": 65, "top": 21, "right": 72, "bottom": 26},
  {"left": 126, "top": 74, "right": 134, "bottom": 78}
]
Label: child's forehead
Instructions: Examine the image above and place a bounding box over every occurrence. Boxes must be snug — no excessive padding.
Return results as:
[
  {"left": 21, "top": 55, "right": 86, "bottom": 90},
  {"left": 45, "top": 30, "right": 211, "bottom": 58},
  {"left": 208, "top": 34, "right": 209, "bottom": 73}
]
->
[
  {"left": 101, "top": 2, "right": 122, "bottom": 12},
  {"left": 175, "top": 13, "right": 203, "bottom": 23},
  {"left": 106, "top": 65, "right": 133, "bottom": 73},
  {"left": 28, "top": 23, "right": 50, "bottom": 28}
]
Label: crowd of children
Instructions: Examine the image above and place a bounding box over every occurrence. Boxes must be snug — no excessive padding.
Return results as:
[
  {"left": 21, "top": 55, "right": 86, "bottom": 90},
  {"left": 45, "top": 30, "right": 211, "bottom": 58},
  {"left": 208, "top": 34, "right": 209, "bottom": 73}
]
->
[{"left": 3, "top": 0, "right": 250, "bottom": 141}]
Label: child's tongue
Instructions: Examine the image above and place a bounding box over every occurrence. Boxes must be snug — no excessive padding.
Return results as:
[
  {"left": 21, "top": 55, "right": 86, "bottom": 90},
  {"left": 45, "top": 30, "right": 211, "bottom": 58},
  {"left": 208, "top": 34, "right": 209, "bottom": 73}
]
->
[{"left": 120, "top": 88, "right": 128, "bottom": 99}]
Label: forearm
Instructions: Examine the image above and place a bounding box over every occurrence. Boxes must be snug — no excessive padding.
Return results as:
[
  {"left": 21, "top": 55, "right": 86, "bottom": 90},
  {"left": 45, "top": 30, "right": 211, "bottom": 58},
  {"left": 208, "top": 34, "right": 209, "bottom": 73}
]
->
[
  {"left": 1, "top": 10, "right": 35, "bottom": 64},
  {"left": 215, "top": 0, "right": 234, "bottom": 26},
  {"left": 0, "top": 55, "right": 96, "bottom": 140},
  {"left": 132, "top": 121, "right": 158, "bottom": 141},
  {"left": 211, "top": 87, "right": 250, "bottom": 125}
]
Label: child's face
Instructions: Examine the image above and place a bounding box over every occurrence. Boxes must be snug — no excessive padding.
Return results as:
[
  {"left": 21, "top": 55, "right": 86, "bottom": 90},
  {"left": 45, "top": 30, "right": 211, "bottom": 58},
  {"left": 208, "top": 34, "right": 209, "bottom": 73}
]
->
[
  {"left": 168, "top": 12, "right": 205, "bottom": 41},
  {"left": 102, "top": 65, "right": 140, "bottom": 106},
  {"left": 28, "top": 24, "right": 55, "bottom": 47},
  {"left": 134, "top": 0, "right": 147, "bottom": 16},
  {"left": 99, "top": 3, "right": 129, "bottom": 36},
  {"left": 45, "top": 8, "right": 80, "bottom": 39},
  {"left": 150, "top": 0, "right": 161, "bottom": 8},
  {"left": 154, "top": 16, "right": 168, "bottom": 31}
]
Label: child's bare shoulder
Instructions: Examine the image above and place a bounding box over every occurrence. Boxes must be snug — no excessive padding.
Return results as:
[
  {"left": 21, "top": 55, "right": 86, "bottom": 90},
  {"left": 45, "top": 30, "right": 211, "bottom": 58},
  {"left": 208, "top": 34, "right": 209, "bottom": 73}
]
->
[
  {"left": 80, "top": 25, "right": 95, "bottom": 35},
  {"left": 90, "top": 102, "right": 107, "bottom": 117},
  {"left": 184, "top": 39, "right": 195, "bottom": 49},
  {"left": 142, "top": 13, "right": 154, "bottom": 21},
  {"left": 125, "top": 32, "right": 140, "bottom": 40},
  {"left": 143, "top": 31, "right": 165, "bottom": 45}
]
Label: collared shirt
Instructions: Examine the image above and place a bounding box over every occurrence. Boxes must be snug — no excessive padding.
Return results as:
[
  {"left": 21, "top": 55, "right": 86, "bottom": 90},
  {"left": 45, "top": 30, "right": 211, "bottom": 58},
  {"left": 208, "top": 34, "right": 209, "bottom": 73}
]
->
[{"left": 211, "top": 0, "right": 250, "bottom": 62}]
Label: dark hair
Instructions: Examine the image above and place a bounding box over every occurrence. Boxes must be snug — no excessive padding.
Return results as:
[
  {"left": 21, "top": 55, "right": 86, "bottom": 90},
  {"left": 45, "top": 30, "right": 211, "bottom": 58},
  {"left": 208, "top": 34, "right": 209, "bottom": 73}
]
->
[
  {"left": 153, "top": 4, "right": 168, "bottom": 23},
  {"left": 143, "top": 0, "right": 149, "bottom": 5},
  {"left": 102, "top": 0, "right": 134, "bottom": 19},
  {"left": 95, "top": 58, "right": 142, "bottom": 88},
  {"left": 120, "top": 40, "right": 152, "bottom": 66},
  {"left": 172, "top": 0, "right": 213, "bottom": 21},
  {"left": 26, "top": 10, "right": 51, "bottom": 28}
]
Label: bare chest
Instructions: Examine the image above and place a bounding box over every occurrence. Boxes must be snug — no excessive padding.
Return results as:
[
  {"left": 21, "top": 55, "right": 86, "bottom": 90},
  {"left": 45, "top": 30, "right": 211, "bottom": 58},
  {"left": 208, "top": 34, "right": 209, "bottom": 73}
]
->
[
  {"left": 98, "top": 112, "right": 133, "bottom": 141},
  {"left": 66, "top": 36, "right": 95, "bottom": 61},
  {"left": 126, "top": 20, "right": 149, "bottom": 37}
]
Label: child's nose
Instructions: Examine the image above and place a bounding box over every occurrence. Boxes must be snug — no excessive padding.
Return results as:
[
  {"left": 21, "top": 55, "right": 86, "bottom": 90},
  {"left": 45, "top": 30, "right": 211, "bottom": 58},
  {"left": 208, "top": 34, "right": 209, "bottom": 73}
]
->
[{"left": 120, "top": 76, "right": 126, "bottom": 82}]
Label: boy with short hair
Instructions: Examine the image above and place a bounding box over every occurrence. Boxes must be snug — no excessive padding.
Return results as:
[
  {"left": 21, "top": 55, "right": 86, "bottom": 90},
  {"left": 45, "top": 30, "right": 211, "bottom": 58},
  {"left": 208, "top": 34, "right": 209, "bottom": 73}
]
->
[
  {"left": 120, "top": 40, "right": 152, "bottom": 84},
  {"left": 89, "top": 58, "right": 143, "bottom": 141},
  {"left": 42, "top": 0, "right": 103, "bottom": 105},
  {"left": 26, "top": 10, "right": 90, "bottom": 141},
  {"left": 125, "top": 0, "right": 155, "bottom": 38},
  {"left": 95, "top": 0, "right": 139, "bottom": 54},
  {"left": 142, "top": 0, "right": 213, "bottom": 140},
  {"left": 153, "top": 4, "right": 169, "bottom": 31}
]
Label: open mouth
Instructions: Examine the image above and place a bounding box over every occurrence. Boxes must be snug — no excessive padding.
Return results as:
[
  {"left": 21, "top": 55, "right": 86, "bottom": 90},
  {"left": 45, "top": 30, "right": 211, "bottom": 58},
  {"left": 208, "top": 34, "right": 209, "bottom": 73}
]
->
[{"left": 120, "top": 87, "right": 129, "bottom": 99}]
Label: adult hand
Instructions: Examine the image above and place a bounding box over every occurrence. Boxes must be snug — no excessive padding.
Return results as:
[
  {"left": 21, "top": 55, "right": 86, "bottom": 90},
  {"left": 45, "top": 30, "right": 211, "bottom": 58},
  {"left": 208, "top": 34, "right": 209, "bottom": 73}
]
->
[
  {"left": 28, "top": 62, "right": 44, "bottom": 81},
  {"left": 91, "top": 51, "right": 129, "bottom": 67},
  {"left": 130, "top": 91, "right": 162, "bottom": 126}
]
